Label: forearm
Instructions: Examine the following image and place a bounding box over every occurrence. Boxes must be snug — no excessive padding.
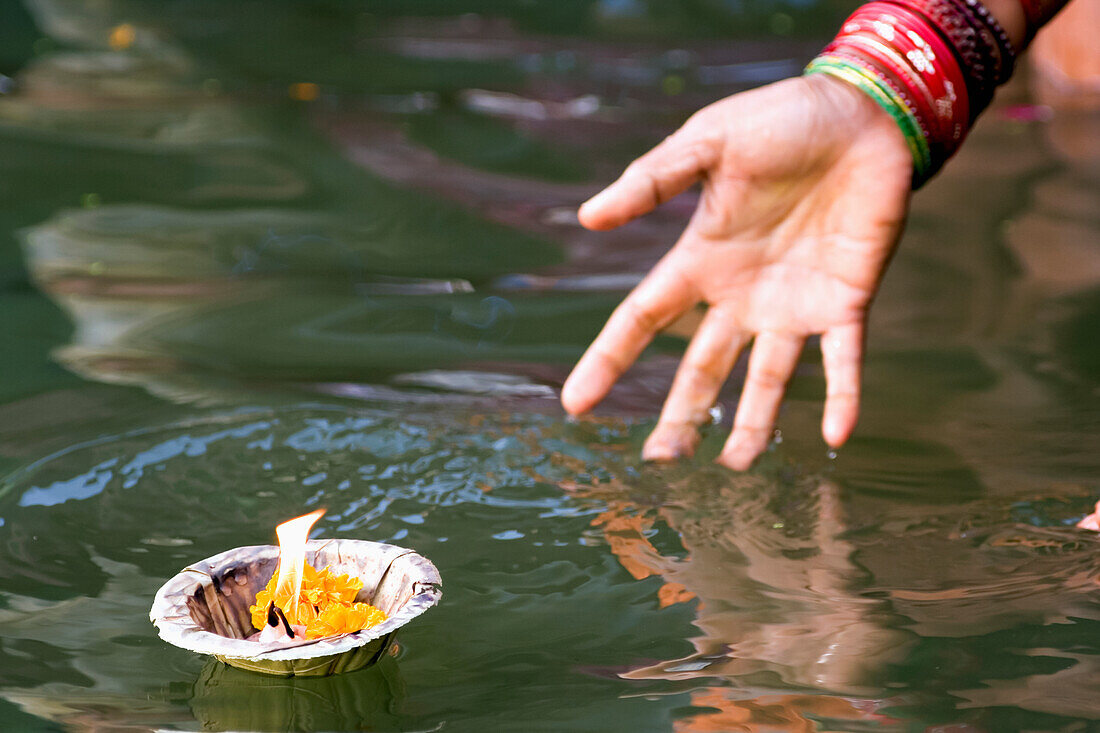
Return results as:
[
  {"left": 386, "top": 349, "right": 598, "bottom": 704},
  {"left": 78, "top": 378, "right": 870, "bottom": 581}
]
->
[
  {"left": 984, "top": 0, "right": 1071, "bottom": 47},
  {"left": 981, "top": 0, "right": 1028, "bottom": 47}
]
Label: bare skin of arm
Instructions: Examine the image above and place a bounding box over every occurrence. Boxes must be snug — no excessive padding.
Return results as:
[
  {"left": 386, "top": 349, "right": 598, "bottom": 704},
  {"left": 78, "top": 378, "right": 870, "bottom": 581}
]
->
[{"left": 562, "top": 4, "right": 1033, "bottom": 470}]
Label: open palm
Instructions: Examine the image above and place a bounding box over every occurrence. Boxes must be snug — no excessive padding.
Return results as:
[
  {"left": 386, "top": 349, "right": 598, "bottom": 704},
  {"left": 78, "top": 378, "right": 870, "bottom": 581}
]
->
[{"left": 562, "top": 74, "right": 913, "bottom": 469}]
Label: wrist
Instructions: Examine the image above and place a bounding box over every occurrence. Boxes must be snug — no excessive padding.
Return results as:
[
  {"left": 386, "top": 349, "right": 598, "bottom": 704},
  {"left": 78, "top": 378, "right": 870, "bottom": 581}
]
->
[
  {"left": 803, "top": 72, "right": 916, "bottom": 175},
  {"left": 805, "top": 54, "right": 934, "bottom": 183},
  {"left": 803, "top": 71, "right": 913, "bottom": 141}
]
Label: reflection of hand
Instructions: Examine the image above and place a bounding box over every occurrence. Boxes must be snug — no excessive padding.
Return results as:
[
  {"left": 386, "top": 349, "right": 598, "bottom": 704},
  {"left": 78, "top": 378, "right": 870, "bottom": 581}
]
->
[
  {"left": 616, "top": 478, "right": 915, "bottom": 692},
  {"left": 562, "top": 74, "right": 913, "bottom": 469}
]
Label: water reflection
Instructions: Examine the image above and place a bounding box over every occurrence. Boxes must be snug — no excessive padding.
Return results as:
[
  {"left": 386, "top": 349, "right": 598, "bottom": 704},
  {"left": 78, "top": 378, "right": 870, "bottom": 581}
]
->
[
  {"left": 564, "top": 453, "right": 1100, "bottom": 727},
  {"left": 619, "top": 479, "right": 913, "bottom": 694},
  {"left": 190, "top": 656, "right": 407, "bottom": 731},
  {"left": 566, "top": 469, "right": 914, "bottom": 695}
]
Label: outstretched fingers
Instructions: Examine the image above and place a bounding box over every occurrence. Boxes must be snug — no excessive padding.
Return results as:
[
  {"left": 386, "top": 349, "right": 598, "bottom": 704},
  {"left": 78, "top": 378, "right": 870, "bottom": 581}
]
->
[
  {"left": 719, "top": 332, "right": 805, "bottom": 471},
  {"left": 821, "top": 323, "right": 864, "bottom": 448},
  {"left": 562, "top": 261, "right": 697, "bottom": 415},
  {"left": 578, "top": 121, "right": 719, "bottom": 231},
  {"left": 643, "top": 306, "right": 746, "bottom": 461}
]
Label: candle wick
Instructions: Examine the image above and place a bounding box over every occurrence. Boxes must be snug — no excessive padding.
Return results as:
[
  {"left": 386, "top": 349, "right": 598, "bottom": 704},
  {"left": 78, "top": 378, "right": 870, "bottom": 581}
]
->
[{"left": 266, "top": 601, "right": 296, "bottom": 638}]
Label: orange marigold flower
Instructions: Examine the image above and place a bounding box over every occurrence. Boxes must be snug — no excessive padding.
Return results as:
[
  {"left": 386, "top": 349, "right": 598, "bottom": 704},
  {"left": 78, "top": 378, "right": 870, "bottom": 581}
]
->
[
  {"left": 305, "top": 602, "right": 387, "bottom": 639},
  {"left": 249, "top": 561, "right": 384, "bottom": 639},
  {"left": 321, "top": 569, "right": 363, "bottom": 603}
]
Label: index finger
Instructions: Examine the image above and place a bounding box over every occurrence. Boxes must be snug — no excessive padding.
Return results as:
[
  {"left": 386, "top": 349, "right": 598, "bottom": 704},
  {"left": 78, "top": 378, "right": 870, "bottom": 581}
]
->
[
  {"left": 562, "top": 260, "right": 696, "bottom": 415},
  {"left": 578, "top": 118, "right": 720, "bottom": 231}
]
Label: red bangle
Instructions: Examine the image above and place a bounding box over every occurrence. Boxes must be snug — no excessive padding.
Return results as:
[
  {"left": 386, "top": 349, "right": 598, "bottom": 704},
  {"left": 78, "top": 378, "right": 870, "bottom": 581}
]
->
[
  {"left": 860, "top": 3, "right": 969, "bottom": 142},
  {"left": 826, "top": 33, "right": 942, "bottom": 138},
  {"left": 837, "top": 3, "right": 969, "bottom": 151},
  {"left": 888, "top": 0, "right": 995, "bottom": 108}
]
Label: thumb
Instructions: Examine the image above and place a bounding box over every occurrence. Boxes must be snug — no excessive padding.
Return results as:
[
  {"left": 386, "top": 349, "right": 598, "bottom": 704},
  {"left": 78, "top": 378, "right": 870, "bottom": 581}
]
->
[{"left": 578, "top": 119, "right": 719, "bottom": 231}]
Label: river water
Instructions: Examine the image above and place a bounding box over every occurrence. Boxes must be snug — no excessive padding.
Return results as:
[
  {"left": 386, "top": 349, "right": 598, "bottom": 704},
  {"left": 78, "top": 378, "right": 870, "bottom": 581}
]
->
[{"left": 0, "top": 1, "right": 1098, "bottom": 731}]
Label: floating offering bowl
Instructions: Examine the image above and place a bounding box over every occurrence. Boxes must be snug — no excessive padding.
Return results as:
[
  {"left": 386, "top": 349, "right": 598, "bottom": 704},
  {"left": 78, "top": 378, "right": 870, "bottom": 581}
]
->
[{"left": 150, "top": 539, "right": 441, "bottom": 676}]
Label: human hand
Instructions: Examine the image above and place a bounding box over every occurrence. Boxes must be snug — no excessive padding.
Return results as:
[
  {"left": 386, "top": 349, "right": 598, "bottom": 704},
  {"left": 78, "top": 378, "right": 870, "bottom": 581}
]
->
[{"left": 562, "top": 73, "right": 913, "bottom": 469}]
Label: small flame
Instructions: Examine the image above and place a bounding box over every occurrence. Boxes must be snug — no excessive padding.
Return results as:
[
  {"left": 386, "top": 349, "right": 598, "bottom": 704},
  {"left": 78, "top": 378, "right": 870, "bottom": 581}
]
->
[{"left": 272, "top": 509, "right": 325, "bottom": 620}]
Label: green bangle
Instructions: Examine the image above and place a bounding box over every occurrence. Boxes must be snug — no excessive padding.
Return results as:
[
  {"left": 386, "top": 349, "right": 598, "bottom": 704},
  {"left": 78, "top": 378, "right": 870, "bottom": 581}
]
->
[{"left": 804, "top": 55, "right": 931, "bottom": 183}]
